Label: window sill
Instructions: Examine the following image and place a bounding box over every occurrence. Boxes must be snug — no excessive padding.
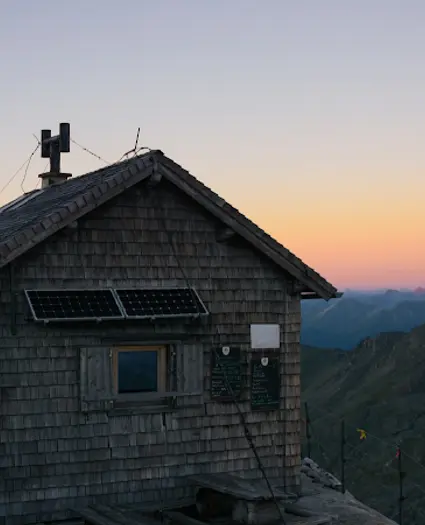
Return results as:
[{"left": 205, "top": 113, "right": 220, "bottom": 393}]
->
[
  {"left": 109, "top": 392, "right": 175, "bottom": 415},
  {"left": 108, "top": 403, "right": 174, "bottom": 416},
  {"left": 105, "top": 392, "right": 204, "bottom": 416}
]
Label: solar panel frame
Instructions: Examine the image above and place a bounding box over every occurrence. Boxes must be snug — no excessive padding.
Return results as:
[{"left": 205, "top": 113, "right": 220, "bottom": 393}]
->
[
  {"left": 24, "top": 288, "right": 126, "bottom": 322},
  {"left": 115, "top": 287, "right": 209, "bottom": 320}
]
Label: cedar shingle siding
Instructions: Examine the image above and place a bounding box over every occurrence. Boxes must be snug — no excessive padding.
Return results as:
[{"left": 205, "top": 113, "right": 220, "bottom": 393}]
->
[{"left": 0, "top": 152, "right": 336, "bottom": 524}]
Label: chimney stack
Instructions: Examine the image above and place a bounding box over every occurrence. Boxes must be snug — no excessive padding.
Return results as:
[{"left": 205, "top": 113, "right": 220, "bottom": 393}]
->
[{"left": 38, "top": 123, "right": 72, "bottom": 188}]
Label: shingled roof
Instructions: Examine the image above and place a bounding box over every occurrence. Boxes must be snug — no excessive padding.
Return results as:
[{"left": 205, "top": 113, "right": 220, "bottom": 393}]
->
[{"left": 0, "top": 151, "right": 338, "bottom": 299}]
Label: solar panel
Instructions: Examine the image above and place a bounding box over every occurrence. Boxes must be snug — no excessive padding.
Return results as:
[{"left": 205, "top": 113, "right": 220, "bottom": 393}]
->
[
  {"left": 115, "top": 287, "right": 209, "bottom": 319},
  {"left": 25, "top": 289, "right": 124, "bottom": 322}
]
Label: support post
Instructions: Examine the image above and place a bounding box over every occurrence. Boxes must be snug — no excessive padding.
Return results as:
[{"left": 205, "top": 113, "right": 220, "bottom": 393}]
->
[
  {"left": 397, "top": 444, "right": 405, "bottom": 525},
  {"left": 340, "top": 419, "right": 346, "bottom": 494},
  {"left": 304, "top": 402, "right": 311, "bottom": 458}
]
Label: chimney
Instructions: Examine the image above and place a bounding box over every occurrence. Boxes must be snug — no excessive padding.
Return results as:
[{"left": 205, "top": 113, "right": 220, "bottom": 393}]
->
[{"left": 38, "top": 123, "right": 72, "bottom": 188}]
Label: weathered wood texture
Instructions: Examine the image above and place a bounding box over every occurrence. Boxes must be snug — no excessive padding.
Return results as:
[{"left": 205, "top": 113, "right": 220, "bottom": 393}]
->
[{"left": 0, "top": 180, "right": 301, "bottom": 524}]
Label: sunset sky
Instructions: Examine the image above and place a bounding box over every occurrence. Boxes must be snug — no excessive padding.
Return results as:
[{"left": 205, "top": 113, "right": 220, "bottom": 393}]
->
[{"left": 1, "top": 0, "right": 425, "bottom": 290}]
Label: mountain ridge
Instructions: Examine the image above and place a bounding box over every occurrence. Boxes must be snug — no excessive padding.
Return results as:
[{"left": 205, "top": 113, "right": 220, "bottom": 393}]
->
[
  {"left": 301, "top": 289, "right": 425, "bottom": 349},
  {"left": 301, "top": 324, "right": 425, "bottom": 524}
]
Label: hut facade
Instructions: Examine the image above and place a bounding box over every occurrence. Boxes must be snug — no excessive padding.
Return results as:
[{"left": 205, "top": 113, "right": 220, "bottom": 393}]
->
[{"left": 0, "top": 150, "right": 338, "bottom": 525}]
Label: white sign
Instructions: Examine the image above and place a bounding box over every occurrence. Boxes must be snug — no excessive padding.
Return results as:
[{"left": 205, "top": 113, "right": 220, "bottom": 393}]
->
[{"left": 250, "top": 324, "right": 280, "bottom": 349}]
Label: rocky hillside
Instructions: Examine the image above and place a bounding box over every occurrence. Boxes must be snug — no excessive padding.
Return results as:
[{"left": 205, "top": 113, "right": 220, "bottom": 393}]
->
[{"left": 301, "top": 324, "right": 425, "bottom": 524}]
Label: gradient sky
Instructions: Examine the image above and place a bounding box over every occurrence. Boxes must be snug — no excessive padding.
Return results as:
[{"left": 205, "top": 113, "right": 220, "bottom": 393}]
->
[{"left": 1, "top": 0, "right": 425, "bottom": 290}]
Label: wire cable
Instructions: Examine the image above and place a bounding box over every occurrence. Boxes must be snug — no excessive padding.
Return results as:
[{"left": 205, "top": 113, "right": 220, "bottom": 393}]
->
[
  {"left": 307, "top": 409, "right": 425, "bottom": 521},
  {"left": 152, "top": 186, "right": 287, "bottom": 524},
  {"left": 70, "top": 138, "right": 109, "bottom": 164},
  {"left": 310, "top": 402, "right": 425, "bottom": 477},
  {"left": 308, "top": 404, "right": 401, "bottom": 452},
  {"left": 0, "top": 143, "right": 40, "bottom": 197},
  {"left": 20, "top": 144, "right": 41, "bottom": 192}
]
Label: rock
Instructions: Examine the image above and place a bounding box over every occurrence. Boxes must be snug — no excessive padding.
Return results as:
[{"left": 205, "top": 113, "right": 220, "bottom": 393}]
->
[{"left": 301, "top": 458, "right": 343, "bottom": 490}]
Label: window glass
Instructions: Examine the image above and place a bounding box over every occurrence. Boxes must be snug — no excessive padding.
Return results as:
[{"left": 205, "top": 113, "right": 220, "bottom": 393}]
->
[{"left": 117, "top": 350, "right": 158, "bottom": 393}]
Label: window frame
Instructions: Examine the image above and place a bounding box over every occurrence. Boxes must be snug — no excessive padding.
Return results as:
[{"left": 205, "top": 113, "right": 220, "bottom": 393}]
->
[{"left": 112, "top": 345, "right": 168, "bottom": 401}]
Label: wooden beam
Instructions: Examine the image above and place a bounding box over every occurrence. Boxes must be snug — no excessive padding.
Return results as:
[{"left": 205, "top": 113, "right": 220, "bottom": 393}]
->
[
  {"left": 148, "top": 170, "right": 163, "bottom": 187},
  {"left": 62, "top": 220, "right": 79, "bottom": 235},
  {"left": 95, "top": 504, "right": 161, "bottom": 525},
  {"left": 123, "top": 497, "right": 195, "bottom": 513},
  {"left": 289, "top": 281, "right": 305, "bottom": 295},
  {"left": 77, "top": 507, "right": 119, "bottom": 525},
  {"left": 300, "top": 292, "right": 321, "bottom": 300},
  {"left": 216, "top": 226, "right": 235, "bottom": 242},
  {"left": 107, "top": 391, "right": 202, "bottom": 403},
  {"left": 101, "top": 334, "right": 191, "bottom": 344},
  {"left": 68, "top": 220, "right": 79, "bottom": 229},
  {"left": 301, "top": 291, "right": 343, "bottom": 300},
  {"left": 187, "top": 473, "right": 279, "bottom": 501},
  {"left": 163, "top": 511, "right": 206, "bottom": 525}
]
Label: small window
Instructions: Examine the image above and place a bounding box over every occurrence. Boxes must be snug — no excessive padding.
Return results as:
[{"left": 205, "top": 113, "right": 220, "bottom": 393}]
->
[{"left": 113, "top": 346, "right": 167, "bottom": 396}]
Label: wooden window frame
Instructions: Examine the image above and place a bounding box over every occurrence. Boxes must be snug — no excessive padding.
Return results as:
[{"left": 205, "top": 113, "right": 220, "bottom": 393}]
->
[{"left": 112, "top": 345, "right": 168, "bottom": 402}]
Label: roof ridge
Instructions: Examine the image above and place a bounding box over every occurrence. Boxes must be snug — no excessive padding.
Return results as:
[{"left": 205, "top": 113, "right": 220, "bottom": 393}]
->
[
  {"left": 0, "top": 153, "right": 157, "bottom": 266},
  {"left": 0, "top": 149, "right": 337, "bottom": 299}
]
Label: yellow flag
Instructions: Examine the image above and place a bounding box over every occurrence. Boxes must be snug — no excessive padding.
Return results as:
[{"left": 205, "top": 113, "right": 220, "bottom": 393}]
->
[{"left": 357, "top": 428, "right": 367, "bottom": 440}]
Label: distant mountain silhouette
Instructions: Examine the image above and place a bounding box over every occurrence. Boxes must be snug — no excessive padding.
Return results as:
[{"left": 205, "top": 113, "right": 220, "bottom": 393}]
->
[{"left": 301, "top": 289, "right": 425, "bottom": 349}]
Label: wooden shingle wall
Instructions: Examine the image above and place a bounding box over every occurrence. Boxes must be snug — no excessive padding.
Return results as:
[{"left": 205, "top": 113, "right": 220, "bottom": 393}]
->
[{"left": 0, "top": 181, "right": 301, "bottom": 524}]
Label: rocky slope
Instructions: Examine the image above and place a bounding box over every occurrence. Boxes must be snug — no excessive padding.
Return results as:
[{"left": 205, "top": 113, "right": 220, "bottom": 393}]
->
[
  {"left": 298, "top": 458, "right": 397, "bottom": 524},
  {"left": 301, "top": 324, "right": 425, "bottom": 524}
]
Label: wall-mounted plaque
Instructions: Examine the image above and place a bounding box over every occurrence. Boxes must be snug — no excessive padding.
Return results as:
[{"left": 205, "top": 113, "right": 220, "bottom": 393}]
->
[
  {"left": 251, "top": 357, "right": 280, "bottom": 410},
  {"left": 250, "top": 324, "right": 280, "bottom": 349},
  {"left": 211, "top": 347, "right": 242, "bottom": 402}
]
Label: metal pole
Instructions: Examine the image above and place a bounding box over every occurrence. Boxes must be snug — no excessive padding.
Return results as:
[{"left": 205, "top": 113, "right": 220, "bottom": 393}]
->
[
  {"left": 340, "top": 419, "right": 346, "bottom": 494},
  {"left": 305, "top": 402, "right": 311, "bottom": 458},
  {"left": 397, "top": 444, "right": 404, "bottom": 525}
]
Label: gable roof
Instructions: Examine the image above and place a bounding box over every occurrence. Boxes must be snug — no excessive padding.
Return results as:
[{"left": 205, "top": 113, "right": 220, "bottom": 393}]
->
[{"left": 0, "top": 151, "right": 338, "bottom": 299}]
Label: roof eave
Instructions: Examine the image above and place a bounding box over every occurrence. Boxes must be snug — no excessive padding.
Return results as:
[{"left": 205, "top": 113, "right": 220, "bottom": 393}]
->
[
  {"left": 301, "top": 290, "right": 343, "bottom": 301},
  {"left": 158, "top": 160, "right": 338, "bottom": 301},
  {"left": 0, "top": 151, "right": 339, "bottom": 301}
]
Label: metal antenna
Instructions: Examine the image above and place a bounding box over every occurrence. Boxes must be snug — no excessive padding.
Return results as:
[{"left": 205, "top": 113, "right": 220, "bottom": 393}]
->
[
  {"left": 41, "top": 123, "right": 70, "bottom": 173},
  {"left": 134, "top": 127, "right": 141, "bottom": 152}
]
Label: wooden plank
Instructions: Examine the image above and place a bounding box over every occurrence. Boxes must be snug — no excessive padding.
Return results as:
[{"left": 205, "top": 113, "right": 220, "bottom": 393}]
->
[
  {"left": 284, "top": 516, "right": 332, "bottom": 525},
  {"left": 108, "top": 391, "right": 201, "bottom": 403},
  {"left": 164, "top": 511, "right": 206, "bottom": 525},
  {"left": 216, "top": 227, "right": 235, "bottom": 242},
  {"left": 284, "top": 503, "right": 334, "bottom": 523},
  {"left": 188, "top": 473, "right": 283, "bottom": 501},
  {"left": 81, "top": 347, "right": 115, "bottom": 411},
  {"left": 95, "top": 504, "right": 161, "bottom": 525},
  {"left": 77, "top": 507, "right": 120, "bottom": 525},
  {"left": 121, "top": 497, "right": 195, "bottom": 513},
  {"left": 178, "top": 343, "right": 204, "bottom": 394}
]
